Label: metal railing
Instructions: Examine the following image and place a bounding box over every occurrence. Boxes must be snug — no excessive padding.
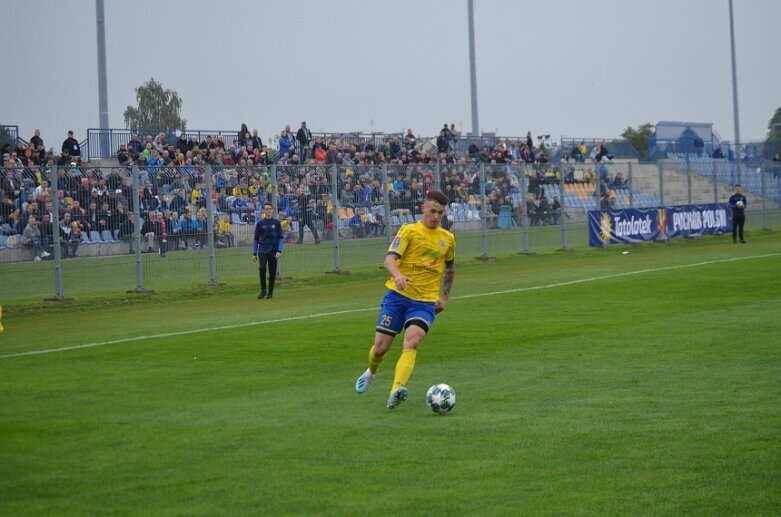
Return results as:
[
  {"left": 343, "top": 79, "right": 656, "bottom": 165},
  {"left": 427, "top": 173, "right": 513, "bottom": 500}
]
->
[{"left": 1, "top": 161, "right": 778, "bottom": 302}]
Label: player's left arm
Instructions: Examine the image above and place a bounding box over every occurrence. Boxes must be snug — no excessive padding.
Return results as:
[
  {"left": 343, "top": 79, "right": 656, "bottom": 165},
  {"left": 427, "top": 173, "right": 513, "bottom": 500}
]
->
[{"left": 435, "top": 260, "right": 456, "bottom": 314}]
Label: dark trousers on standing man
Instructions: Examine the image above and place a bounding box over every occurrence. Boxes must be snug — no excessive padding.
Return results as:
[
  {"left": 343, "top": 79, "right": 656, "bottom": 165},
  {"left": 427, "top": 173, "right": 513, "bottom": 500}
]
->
[{"left": 258, "top": 252, "right": 278, "bottom": 297}]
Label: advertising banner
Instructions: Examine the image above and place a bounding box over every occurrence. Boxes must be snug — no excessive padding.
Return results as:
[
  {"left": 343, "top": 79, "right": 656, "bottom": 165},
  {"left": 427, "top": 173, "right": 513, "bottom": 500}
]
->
[{"left": 588, "top": 204, "right": 731, "bottom": 246}]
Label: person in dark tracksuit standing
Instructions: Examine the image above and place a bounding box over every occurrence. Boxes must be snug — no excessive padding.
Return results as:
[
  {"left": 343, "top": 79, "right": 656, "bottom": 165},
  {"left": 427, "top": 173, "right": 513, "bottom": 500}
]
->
[
  {"left": 728, "top": 184, "right": 748, "bottom": 244},
  {"left": 252, "top": 202, "right": 284, "bottom": 299}
]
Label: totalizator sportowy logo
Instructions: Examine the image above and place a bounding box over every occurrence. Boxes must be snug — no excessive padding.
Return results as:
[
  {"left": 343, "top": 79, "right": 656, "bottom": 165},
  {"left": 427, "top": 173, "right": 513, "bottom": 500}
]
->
[{"left": 599, "top": 213, "right": 612, "bottom": 243}]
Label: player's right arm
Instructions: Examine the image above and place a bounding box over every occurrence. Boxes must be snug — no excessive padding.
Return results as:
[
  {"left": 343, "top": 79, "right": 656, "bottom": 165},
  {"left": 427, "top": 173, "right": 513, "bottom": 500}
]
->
[{"left": 385, "top": 253, "right": 409, "bottom": 291}]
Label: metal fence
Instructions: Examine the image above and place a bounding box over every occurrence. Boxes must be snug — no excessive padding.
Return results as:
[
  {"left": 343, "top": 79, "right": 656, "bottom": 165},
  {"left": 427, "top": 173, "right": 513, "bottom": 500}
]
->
[{"left": 1, "top": 160, "right": 779, "bottom": 302}]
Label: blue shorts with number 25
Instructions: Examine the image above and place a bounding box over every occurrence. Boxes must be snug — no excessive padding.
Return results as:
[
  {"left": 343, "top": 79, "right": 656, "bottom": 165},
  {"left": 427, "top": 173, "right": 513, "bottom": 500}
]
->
[{"left": 375, "top": 290, "right": 436, "bottom": 336}]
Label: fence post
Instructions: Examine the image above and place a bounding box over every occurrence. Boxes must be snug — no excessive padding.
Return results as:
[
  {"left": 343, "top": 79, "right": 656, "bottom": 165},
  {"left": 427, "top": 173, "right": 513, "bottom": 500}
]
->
[
  {"left": 658, "top": 161, "right": 665, "bottom": 207},
  {"left": 712, "top": 160, "right": 719, "bottom": 204},
  {"left": 760, "top": 162, "right": 768, "bottom": 229},
  {"left": 204, "top": 164, "right": 217, "bottom": 285},
  {"left": 686, "top": 160, "right": 693, "bottom": 205},
  {"left": 382, "top": 165, "right": 392, "bottom": 242},
  {"left": 559, "top": 163, "right": 569, "bottom": 250},
  {"left": 520, "top": 166, "right": 530, "bottom": 254},
  {"left": 478, "top": 164, "right": 491, "bottom": 260},
  {"left": 50, "top": 164, "right": 64, "bottom": 300},
  {"left": 131, "top": 164, "right": 144, "bottom": 293},
  {"left": 330, "top": 164, "right": 342, "bottom": 273},
  {"left": 268, "top": 164, "right": 285, "bottom": 280}
]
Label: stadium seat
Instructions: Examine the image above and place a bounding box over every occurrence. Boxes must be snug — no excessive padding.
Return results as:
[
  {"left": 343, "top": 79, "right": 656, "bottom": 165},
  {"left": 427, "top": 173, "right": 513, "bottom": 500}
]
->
[{"left": 101, "top": 230, "right": 117, "bottom": 243}]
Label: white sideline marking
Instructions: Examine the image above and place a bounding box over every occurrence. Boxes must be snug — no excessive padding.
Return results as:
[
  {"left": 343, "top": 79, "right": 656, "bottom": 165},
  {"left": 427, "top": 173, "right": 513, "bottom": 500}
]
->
[{"left": 2, "top": 252, "right": 779, "bottom": 360}]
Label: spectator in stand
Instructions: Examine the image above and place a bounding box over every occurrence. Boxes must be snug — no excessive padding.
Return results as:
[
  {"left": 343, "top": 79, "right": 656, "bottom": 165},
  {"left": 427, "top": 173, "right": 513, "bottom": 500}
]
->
[
  {"left": 164, "top": 210, "right": 181, "bottom": 250},
  {"left": 127, "top": 133, "right": 143, "bottom": 160},
  {"left": 694, "top": 134, "right": 705, "bottom": 156},
  {"left": 296, "top": 121, "right": 312, "bottom": 163},
  {"left": 193, "top": 208, "right": 207, "bottom": 248},
  {"left": 526, "top": 196, "right": 539, "bottom": 226},
  {"left": 113, "top": 203, "right": 128, "bottom": 240},
  {"left": 59, "top": 212, "right": 81, "bottom": 258},
  {"left": 216, "top": 214, "right": 235, "bottom": 247},
  {"left": 436, "top": 129, "right": 449, "bottom": 154},
  {"left": 141, "top": 211, "right": 157, "bottom": 252},
  {"left": 349, "top": 207, "right": 368, "bottom": 238},
  {"left": 97, "top": 201, "right": 115, "bottom": 240},
  {"left": 596, "top": 141, "right": 612, "bottom": 162},
  {"left": 238, "top": 123, "right": 249, "bottom": 146},
  {"left": 571, "top": 143, "right": 582, "bottom": 162},
  {"left": 39, "top": 213, "right": 54, "bottom": 254},
  {"left": 538, "top": 193, "right": 551, "bottom": 225},
  {"left": 154, "top": 211, "right": 167, "bottom": 257},
  {"left": 551, "top": 196, "right": 562, "bottom": 225},
  {"left": 62, "top": 130, "right": 81, "bottom": 158},
  {"left": 175, "top": 133, "right": 189, "bottom": 155},
  {"left": 713, "top": 146, "right": 725, "bottom": 159},
  {"left": 179, "top": 209, "right": 194, "bottom": 249},
  {"left": 404, "top": 129, "right": 417, "bottom": 151},
  {"left": 467, "top": 140, "right": 480, "bottom": 161},
  {"left": 297, "top": 196, "right": 321, "bottom": 245},
  {"left": 22, "top": 216, "right": 50, "bottom": 261},
  {"left": 154, "top": 132, "right": 168, "bottom": 151},
  {"left": 120, "top": 211, "right": 136, "bottom": 246},
  {"left": 250, "top": 129, "right": 263, "bottom": 150},
  {"left": 117, "top": 143, "right": 131, "bottom": 165},
  {"left": 278, "top": 126, "right": 295, "bottom": 161},
  {"left": 29, "top": 129, "right": 44, "bottom": 150}
]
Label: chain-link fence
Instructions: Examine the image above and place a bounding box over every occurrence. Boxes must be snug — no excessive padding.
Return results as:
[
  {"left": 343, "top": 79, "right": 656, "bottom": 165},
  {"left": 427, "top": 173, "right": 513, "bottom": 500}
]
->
[{"left": 1, "top": 159, "right": 779, "bottom": 302}]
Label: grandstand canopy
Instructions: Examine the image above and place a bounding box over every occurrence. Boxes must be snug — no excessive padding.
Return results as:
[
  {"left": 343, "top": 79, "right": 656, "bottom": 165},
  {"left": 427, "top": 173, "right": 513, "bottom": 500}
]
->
[{"left": 654, "top": 121, "right": 714, "bottom": 142}]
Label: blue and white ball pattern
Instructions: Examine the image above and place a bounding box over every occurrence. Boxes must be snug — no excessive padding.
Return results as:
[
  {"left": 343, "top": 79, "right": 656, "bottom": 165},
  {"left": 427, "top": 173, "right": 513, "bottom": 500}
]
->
[{"left": 425, "top": 383, "right": 456, "bottom": 414}]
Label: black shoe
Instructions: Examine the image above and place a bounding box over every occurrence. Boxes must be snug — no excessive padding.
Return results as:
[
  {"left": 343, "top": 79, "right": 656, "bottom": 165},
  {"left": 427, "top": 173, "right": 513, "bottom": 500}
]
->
[
  {"left": 266, "top": 293, "right": 273, "bottom": 299},
  {"left": 740, "top": 240, "right": 746, "bottom": 244},
  {"left": 258, "top": 290, "right": 267, "bottom": 299}
]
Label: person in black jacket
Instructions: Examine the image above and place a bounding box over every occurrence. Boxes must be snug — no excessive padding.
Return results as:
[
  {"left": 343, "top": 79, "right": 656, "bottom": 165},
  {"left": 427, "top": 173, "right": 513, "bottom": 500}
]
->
[
  {"left": 727, "top": 184, "right": 748, "bottom": 244},
  {"left": 61, "top": 130, "right": 81, "bottom": 157},
  {"left": 252, "top": 202, "right": 284, "bottom": 299},
  {"left": 297, "top": 192, "right": 320, "bottom": 245}
]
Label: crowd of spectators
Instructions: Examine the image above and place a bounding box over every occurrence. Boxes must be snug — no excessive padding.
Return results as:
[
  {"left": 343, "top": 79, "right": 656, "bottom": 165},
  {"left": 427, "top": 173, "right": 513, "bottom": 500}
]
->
[{"left": 1, "top": 124, "right": 626, "bottom": 260}]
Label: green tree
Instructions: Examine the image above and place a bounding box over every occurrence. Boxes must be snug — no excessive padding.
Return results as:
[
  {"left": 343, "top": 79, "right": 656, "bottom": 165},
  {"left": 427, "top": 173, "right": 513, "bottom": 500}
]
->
[
  {"left": 620, "top": 123, "right": 654, "bottom": 160},
  {"left": 764, "top": 106, "right": 781, "bottom": 158},
  {"left": 123, "top": 78, "right": 186, "bottom": 131}
]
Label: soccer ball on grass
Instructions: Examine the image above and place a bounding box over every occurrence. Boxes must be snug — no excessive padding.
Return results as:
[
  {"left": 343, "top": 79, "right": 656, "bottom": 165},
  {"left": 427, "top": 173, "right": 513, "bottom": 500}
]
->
[{"left": 425, "top": 383, "right": 456, "bottom": 414}]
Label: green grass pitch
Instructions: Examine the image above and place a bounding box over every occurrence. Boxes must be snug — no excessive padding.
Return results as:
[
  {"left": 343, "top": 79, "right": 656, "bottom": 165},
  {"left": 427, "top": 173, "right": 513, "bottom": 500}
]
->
[{"left": 1, "top": 229, "right": 780, "bottom": 515}]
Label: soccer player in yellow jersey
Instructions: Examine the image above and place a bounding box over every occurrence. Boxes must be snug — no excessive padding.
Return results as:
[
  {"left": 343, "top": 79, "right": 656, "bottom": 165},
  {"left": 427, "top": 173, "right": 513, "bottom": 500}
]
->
[{"left": 355, "top": 190, "right": 456, "bottom": 409}]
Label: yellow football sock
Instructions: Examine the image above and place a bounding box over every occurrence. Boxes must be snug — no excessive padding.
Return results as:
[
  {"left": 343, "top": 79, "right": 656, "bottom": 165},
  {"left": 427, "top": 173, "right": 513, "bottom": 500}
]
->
[
  {"left": 391, "top": 349, "right": 417, "bottom": 393},
  {"left": 368, "top": 345, "right": 384, "bottom": 374}
]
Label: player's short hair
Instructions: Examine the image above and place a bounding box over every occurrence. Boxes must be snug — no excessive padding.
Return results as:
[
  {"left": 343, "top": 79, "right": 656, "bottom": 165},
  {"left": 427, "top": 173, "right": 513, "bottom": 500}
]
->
[{"left": 425, "top": 190, "right": 449, "bottom": 206}]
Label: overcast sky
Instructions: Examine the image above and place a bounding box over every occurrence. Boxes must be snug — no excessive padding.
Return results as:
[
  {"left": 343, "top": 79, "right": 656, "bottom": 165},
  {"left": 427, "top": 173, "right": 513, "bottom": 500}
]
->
[{"left": 3, "top": 0, "right": 779, "bottom": 149}]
